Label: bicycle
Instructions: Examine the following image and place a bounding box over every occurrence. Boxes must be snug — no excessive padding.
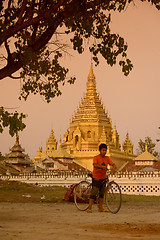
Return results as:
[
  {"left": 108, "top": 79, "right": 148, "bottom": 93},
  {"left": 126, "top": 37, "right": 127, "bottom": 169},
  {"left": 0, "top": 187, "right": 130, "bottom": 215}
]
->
[{"left": 74, "top": 173, "right": 122, "bottom": 214}]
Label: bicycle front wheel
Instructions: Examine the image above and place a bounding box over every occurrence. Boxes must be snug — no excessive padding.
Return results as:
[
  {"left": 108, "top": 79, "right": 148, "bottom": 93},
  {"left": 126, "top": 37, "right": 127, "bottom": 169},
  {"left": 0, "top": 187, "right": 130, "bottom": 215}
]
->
[
  {"left": 105, "top": 181, "right": 122, "bottom": 214},
  {"left": 74, "top": 181, "right": 91, "bottom": 211}
]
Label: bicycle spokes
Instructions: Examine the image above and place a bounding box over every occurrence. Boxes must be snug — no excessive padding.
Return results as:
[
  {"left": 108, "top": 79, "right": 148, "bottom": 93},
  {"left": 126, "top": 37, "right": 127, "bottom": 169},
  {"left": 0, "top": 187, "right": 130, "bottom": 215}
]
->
[
  {"left": 105, "top": 181, "right": 122, "bottom": 214},
  {"left": 74, "top": 181, "right": 91, "bottom": 211}
]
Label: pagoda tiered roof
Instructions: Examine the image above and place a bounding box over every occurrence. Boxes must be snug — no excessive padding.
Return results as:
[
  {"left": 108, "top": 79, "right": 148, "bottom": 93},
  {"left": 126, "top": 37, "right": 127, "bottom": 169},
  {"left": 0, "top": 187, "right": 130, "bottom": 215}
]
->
[
  {"left": 5, "top": 134, "right": 30, "bottom": 165},
  {"left": 72, "top": 62, "right": 111, "bottom": 124}
]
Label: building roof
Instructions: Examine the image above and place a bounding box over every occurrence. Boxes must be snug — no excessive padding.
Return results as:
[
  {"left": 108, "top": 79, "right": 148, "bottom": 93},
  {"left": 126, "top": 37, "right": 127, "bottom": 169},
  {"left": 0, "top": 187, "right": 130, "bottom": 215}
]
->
[
  {"left": 51, "top": 144, "right": 73, "bottom": 159},
  {"left": 134, "top": 147, "right": 159, "bottom": 161},
  {"left": 0, "top": 162, "right": 20, "bottom": 175},
  {"left": 121, "top": 141, "right": 160, "bottom": 172},
  {"left": 121, "top": 160, "right": 160, "bottom": 172},
  {"left": 40, "top": 156, "right": 87, "bottom": 171},
  {"left": 5, "top": 133, "right": 31, "bottom": 165}
]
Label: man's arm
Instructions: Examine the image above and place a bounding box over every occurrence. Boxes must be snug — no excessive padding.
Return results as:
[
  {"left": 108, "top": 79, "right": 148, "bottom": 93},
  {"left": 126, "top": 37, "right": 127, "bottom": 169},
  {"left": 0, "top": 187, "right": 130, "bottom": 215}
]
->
[
  {"left": 93, "top": 163, "right": 107, "bottom": 170},
  {"left": 110, "top": 163, "right": 117, "bottom": 174}
]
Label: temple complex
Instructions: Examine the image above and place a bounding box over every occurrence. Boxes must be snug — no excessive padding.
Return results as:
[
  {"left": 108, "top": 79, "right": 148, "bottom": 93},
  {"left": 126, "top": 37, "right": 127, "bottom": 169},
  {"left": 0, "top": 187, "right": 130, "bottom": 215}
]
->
[{"left": 34, "top": 63, "right": 136, "bottom": 170}]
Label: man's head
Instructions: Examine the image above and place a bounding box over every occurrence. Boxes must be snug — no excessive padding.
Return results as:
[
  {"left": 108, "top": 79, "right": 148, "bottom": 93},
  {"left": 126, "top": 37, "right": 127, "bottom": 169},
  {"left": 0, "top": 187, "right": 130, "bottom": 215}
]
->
[
  {"left": 99, "top": 143, "right": 107, "bottom": 151},
  {"left": 99, "top": 143, "right": 107, "bottom": 157}
]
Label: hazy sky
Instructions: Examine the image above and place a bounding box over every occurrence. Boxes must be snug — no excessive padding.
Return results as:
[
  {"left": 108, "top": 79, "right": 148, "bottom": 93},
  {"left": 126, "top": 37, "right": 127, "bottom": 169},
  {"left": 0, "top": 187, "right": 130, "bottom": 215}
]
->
[{"left": 0, "top": 1, "right": 160, "bottom": 159}]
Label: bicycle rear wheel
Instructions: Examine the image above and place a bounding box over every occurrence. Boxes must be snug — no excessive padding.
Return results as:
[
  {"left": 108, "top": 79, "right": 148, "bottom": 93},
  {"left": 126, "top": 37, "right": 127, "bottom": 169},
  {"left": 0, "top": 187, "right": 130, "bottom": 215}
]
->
[
  {"left": 74, "top": 181, "right": 91, "bottom": 211},
  {"left": 105, "top": 181, "right": 122, "bottom": 214}
]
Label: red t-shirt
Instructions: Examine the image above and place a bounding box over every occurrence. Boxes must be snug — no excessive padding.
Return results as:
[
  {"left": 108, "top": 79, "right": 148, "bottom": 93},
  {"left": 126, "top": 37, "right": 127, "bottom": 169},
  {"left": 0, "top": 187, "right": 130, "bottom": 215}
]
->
[{"left": 92, "top": 154, "right": 114, "bottom": 179}]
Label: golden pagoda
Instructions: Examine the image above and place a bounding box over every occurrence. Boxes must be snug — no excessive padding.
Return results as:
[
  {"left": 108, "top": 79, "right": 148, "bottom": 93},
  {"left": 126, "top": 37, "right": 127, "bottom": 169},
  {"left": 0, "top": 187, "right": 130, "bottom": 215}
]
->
[
  {"left": 34, "top": 129, "right": 58, "bottom": 163},
  {"left": 60, "top": 63, "right": 136, "bottom": 170},
  {"left": 34, "top": 62, "right": 136, "bottom": 170},
  {"left": 122, "top": 132, "right": 134, "bottom": 155}
]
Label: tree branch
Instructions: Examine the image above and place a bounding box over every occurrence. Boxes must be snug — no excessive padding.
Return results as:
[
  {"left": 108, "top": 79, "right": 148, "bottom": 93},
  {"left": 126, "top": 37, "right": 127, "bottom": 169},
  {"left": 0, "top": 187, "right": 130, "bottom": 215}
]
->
[
  {"left": 0, "top": 0, "right": 67, "bottom": 46},
  {"left": 0, "top": 58, "right": 23, "bottom": 80},
  {"left": 0, "top": 12, "right": 64, "bottom": 80},
  {"left": 17, "top": 0, "right": 28, "bottom": 24}
]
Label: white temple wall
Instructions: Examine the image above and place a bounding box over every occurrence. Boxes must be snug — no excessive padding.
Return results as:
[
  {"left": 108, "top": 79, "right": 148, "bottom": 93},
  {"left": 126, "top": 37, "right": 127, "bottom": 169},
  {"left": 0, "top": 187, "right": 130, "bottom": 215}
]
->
[{"left": 0, "top": 172, "right": 160, "bottom": 196}]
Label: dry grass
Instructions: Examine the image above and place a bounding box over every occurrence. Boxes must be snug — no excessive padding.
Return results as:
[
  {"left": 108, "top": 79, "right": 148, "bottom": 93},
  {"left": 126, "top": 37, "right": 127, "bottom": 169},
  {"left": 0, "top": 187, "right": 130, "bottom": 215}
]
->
[
  {"left": 0, "top": 180, "right": 67, "bottom": 203},
  {"left": 0, "top": 179, "right": 159, "bottom": 203},
  {"left": 122, "top": 194, "right": 160, "bottom": 202}
]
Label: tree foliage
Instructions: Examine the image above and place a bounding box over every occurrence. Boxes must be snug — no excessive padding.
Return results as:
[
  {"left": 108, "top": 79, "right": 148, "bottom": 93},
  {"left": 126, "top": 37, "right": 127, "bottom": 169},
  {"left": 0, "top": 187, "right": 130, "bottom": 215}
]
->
[
  {"left": 0, "top": 107, "right": 26, "bottom": 136},
  {"left": 156, "top": 126, "right": 160, "bottom": 142},
  {"left": 0, "top": 0, "right": 160, "bottom": 136},
  {"left": 137, "top": 136, "right": 159, "bottom": 158}
]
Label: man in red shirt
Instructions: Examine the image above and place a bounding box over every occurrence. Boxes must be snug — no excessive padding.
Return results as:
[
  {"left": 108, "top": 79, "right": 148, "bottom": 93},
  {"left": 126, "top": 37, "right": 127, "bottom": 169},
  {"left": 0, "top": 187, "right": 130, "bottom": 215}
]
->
[{"left": 87, "top": 143, "right": 116, "bottom": 213}]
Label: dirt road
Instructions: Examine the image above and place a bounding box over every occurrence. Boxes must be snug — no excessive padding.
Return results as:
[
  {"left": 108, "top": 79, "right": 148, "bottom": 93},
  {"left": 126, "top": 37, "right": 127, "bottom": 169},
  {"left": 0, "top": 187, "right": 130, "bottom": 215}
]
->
[{"left": 0, "top": 202, "right": 160, "bottom": 240}]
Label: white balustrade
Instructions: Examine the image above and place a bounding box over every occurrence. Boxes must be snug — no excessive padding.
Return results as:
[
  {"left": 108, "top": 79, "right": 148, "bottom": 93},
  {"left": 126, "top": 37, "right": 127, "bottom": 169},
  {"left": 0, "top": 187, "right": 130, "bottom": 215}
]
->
[{"left": 0, "top": 171, "right": 160, "bottom": 196}]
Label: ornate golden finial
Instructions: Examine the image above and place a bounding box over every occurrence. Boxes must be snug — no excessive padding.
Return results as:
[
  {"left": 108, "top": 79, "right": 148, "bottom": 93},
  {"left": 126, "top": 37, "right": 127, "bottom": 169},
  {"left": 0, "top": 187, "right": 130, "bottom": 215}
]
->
[
  {"left": 39, "top": 146, "right": 42, "bottom": 152},
  {"left": 88, "top": 60, "right": 95, "bottom": 80},
  {"left": 48, "top": 129, "right": 54, "bottom": 141},
  {"left": 112, "top": 125, "right": 117, "bottom": 137},
  {"left": 59, "top": 137, "right": 62, "bottom": 146},
  {"left": 145, "top": 139, "right": 148, "bottom": 151},
  {"left": 126, "top": 132, "right": 129, "bottom": 139}
]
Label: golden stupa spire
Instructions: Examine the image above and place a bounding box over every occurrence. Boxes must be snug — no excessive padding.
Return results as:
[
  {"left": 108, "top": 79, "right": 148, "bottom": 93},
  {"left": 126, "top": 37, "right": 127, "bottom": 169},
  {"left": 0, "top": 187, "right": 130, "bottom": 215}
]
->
[
  {"left": 47, "top": 129, "right": 55, "bottom": 142},
  {"left": 145, "top": 139, "right": 148, "bottom": 152},
  {"left": 87, "top": 60, "right": 96, "bottom": 96},
  {"left": 88, "top": 58, "right": 95, "bottom": 80},
  {"left": 70, "top": 59, "right": 111, "bottom": 125},
  {"left": 47, "top": 129, "right": 57, "bottom": 144},
  {"left": 124, "top": 132, "right": 131, "bottom": 145},
  {"left": 122, "top": 132, "right": 133, "bottom": 155}
]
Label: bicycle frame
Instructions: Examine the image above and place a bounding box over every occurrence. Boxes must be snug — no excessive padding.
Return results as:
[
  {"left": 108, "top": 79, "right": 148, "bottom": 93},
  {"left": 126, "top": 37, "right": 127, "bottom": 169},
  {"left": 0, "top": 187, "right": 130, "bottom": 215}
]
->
[{"left": 74, "top": 173, "right": 122, "bottom": 213}]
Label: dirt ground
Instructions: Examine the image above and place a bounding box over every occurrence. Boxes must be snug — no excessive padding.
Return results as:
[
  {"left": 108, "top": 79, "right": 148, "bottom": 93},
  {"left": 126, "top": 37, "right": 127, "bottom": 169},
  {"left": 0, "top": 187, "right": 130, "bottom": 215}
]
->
[{"left": 0, "top": 201, "right": 160, "bottom": 240}]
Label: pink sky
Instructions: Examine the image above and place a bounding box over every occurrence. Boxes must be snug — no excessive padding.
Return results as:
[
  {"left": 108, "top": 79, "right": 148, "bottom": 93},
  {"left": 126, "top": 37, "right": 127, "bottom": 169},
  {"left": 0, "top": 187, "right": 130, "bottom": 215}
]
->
[{"left": 0, "top": 1, "right": 160, "bottom": 159}]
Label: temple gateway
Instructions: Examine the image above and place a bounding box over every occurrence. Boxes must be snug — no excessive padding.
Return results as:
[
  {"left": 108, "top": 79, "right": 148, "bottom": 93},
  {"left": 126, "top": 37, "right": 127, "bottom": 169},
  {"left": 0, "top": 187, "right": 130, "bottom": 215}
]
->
[{"left": 34, "top": 63, "right": 136, "bottom": 170}]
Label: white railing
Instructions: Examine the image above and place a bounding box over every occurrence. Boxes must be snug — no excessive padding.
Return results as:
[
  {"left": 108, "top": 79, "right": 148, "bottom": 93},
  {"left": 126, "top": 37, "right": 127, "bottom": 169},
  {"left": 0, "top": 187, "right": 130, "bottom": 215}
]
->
[
  {"left": 109, "top": 173, "right": 160, "bottom": 196},
  {"left": 0, "top": 171, "right": 160, "bottom": 196}
]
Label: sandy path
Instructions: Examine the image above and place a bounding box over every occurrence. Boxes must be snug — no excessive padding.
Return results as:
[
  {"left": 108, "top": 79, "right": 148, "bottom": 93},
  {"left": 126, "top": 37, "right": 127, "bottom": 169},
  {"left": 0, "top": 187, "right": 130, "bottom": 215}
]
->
[{"left": 0, "top": 202, "right": 160, "bottom": 240}]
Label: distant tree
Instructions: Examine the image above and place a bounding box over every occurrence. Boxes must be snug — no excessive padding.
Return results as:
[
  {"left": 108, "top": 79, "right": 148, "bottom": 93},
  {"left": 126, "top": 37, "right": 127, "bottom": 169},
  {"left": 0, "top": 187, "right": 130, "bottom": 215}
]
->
[
  {"left": 156, "top": 126, "right": 160, "bottom": 142},
  {"left": 0, "top": 0, "right": 160, "bottom": 136},
  {"left": 137, "top": 136, "right": 159, "bottom": 158}
]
